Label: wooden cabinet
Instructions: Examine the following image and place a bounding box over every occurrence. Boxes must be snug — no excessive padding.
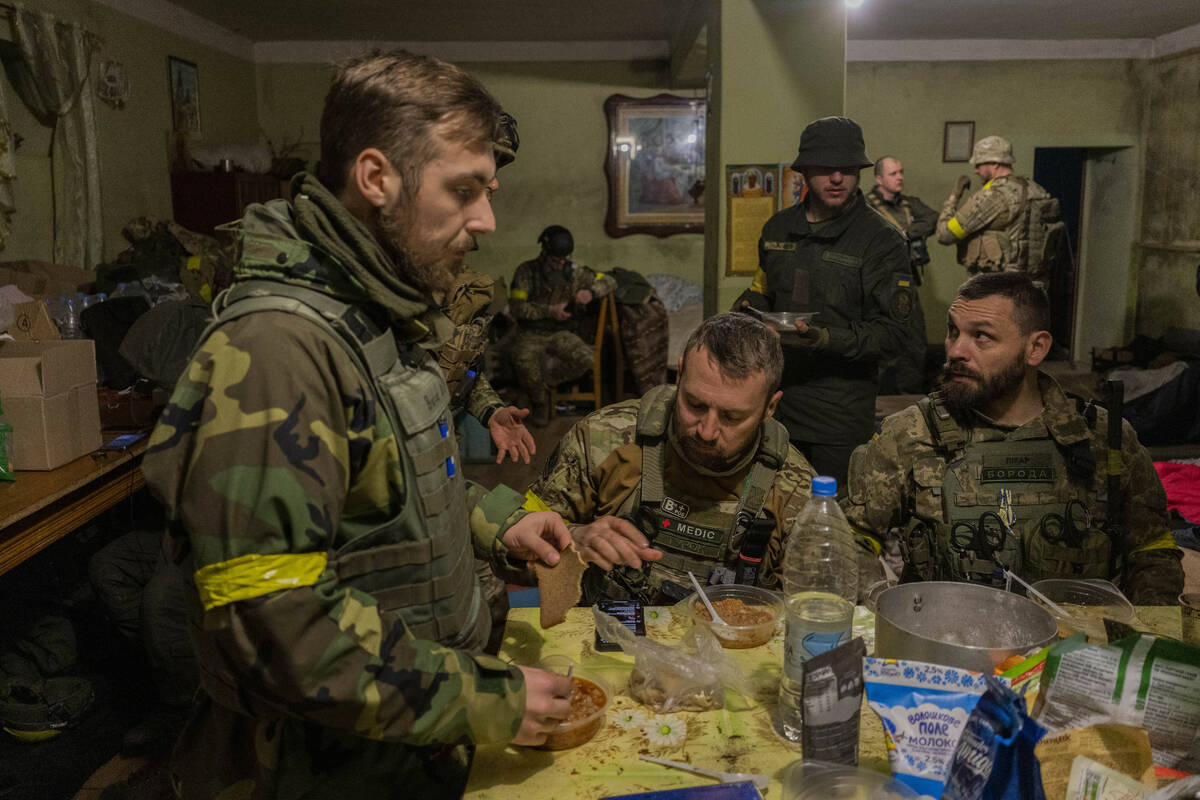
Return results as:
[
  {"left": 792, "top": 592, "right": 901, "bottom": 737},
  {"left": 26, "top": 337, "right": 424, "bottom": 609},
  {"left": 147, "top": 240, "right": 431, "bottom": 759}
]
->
[{"left": 170, "top": 172, "right": 287, "bottom": 235}]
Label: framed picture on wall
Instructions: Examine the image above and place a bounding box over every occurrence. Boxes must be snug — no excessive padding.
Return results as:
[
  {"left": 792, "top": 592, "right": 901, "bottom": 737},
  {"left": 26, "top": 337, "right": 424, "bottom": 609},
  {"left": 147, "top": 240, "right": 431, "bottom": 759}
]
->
[
  {"left": 603, "top": 93, "right": 706, "bottom": 238},
  {"left": 168, "top": 56, "right": 200, "bottom": 137},
  {"left": 943, "top": 121, "right": 975, "bottom": 163}
]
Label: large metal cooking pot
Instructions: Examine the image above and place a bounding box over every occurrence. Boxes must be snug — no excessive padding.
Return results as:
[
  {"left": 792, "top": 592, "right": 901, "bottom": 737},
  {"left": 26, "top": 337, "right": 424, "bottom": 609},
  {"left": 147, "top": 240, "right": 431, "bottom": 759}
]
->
[{"left": 874, "top": 582, "right": 1058, "bottom": 673}]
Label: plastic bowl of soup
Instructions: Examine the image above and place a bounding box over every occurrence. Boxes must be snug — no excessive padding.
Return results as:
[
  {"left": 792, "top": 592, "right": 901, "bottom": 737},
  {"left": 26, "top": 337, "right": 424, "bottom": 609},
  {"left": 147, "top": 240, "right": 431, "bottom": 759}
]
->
[
  {"left": 534, "top": 655, "right": 609, "bottom": 750},
  {"left": 684, "top": 584, "right": 784, "bottom": 649}
]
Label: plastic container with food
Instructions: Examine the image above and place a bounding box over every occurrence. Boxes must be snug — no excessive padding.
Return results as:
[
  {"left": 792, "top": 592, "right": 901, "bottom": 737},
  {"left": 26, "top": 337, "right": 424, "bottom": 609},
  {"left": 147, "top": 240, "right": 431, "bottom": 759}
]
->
[
  {"left": 683, "top": 584, "right": 784, "bottom": 649},
  {"left": 760, "top": 311, "right": 817, "bottom": 331},
  {"left": 533, "top": 655, "right": 609, "bottom": 750},
  {"left": 1029, "top": 578, "right": 1135, "bottom": 642}
]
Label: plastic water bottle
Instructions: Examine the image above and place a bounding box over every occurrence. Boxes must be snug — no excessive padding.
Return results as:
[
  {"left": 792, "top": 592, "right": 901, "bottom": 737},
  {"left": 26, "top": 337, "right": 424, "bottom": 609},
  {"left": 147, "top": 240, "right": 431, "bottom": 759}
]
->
[
  {"left": 59, "top": 297, "right": 82, "bottom": 339},
  {"left": 775, "top": 475, "right": 859, "bottom": 742}
]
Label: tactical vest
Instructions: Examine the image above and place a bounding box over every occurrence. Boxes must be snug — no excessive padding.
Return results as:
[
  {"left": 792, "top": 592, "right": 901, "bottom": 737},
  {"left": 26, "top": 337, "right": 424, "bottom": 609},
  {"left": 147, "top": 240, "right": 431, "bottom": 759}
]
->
[
  {"left": 903, "top": 395, "right": 1112, "bottom": 588},
  {"left": 520, "top": 260, "right": 579, "bottom": 332},
  {"left": 196, "top": 280, "right": 487, "bottom": 680},
  {"left": 958, "top": 177, "right": 1061, "bottom": 284},
  {"left": 867, "top": 192, "right": 930, "bottom": 276},
  {"left": 589, "top": 386, "right": 789, "bottom": 603}
]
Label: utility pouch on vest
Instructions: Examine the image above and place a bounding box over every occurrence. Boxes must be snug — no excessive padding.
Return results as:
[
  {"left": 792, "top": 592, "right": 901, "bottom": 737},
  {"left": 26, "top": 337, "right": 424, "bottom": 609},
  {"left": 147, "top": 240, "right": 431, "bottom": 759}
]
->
[
  {"left": 935, "top": 523, "right": 1021, "bottom": 589},
  {"left": 734, "top": 509, "right": 775, "bottom": 586},
  {"left": 1025, "top": 523, "right": 1111, "bottom": 581},
  {"left": 960, "top": 232, "right": 1008, "bottom": 271},
  {"left": 901, "top": 517, "right": 936, "bottom": 581}
]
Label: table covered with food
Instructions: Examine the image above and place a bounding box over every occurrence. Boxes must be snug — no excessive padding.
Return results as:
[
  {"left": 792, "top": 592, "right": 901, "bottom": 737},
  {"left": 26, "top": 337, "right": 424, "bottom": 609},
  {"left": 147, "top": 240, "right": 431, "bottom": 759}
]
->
[{"left": 465, "top": 585, "right": 1197, "bottom": 800}]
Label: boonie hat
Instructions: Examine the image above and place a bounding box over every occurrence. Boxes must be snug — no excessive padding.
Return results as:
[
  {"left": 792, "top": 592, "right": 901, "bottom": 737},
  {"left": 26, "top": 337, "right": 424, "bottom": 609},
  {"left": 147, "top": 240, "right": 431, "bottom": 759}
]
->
[
  {"left": 969, "top": 135, "right": 1014, "bottom": 167},
  {"left": 790, "top": 116, "right": 873, "bottom": 170},
  {"left": 537, "top": 225, "right": 574, "bottom": 258}
]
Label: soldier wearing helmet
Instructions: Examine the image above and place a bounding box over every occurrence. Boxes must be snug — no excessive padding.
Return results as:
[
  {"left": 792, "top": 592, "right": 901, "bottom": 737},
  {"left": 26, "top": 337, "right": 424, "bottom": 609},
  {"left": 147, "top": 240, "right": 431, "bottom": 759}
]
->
[
  {"left": 737, "top": 116, "right": 912, "bottom": 489},
  {"left": 936, "top": 135, "right": 1065, "bottom": 294},
  {"left": 508, "top": 224, "right": 615, "bottom": 425}
]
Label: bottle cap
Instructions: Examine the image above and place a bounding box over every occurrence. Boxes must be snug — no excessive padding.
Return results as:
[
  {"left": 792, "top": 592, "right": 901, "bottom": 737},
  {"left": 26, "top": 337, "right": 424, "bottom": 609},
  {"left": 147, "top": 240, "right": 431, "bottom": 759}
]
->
[{"left": 812, "top": 476, "right": 837, "bottom": 496}]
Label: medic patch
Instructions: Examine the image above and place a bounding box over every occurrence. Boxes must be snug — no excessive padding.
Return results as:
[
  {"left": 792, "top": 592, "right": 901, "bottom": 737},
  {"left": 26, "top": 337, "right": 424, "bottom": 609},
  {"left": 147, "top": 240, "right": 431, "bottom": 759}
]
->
[
  {"left": 654, "top": 517, "right": 725, "bottom": 560},
  {"left": 660, "top": 496, "right": 691, "bottom": 519}
]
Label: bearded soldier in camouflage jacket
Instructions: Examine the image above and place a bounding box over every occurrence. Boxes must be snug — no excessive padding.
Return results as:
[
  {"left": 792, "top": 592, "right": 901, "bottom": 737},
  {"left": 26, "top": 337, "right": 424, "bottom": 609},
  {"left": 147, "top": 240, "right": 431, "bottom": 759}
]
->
[
  {"left": 936, "top": 136, "right": 1062, "bottom": 293},
  {"left": 530, "top": 314, "right": 879, "bottom": 604},
  {"left": 844, "top": 273, "right": 1184, "bottom": 605},
  {"left": 143, "top": 51, "right": 575, "bottom": 800}
]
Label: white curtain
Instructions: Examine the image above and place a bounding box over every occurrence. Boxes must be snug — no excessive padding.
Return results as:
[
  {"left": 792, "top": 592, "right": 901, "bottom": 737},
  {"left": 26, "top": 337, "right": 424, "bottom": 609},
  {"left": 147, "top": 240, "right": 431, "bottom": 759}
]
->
[{"left": 8, "top": 6, "right": 102, "bottom": 268}]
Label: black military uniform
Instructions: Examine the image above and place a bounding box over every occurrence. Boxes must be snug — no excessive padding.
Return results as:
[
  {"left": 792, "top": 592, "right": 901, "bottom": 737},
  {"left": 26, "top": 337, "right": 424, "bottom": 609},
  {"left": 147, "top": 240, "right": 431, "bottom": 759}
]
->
[{"left": 738, "top": 117, "right": 912, "bottom": 486}]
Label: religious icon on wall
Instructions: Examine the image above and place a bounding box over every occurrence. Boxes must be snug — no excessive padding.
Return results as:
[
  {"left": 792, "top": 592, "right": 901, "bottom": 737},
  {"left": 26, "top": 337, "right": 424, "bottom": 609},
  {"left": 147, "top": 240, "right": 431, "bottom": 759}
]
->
[
  {"left": 604, "top": 93, "right": 705, "bottom": 238},
  {"left": 97, "top": 61, "right": 129, "bottom": 110},
  {"left": 168, "top": 56, "right": 200, "bottom": 137}
]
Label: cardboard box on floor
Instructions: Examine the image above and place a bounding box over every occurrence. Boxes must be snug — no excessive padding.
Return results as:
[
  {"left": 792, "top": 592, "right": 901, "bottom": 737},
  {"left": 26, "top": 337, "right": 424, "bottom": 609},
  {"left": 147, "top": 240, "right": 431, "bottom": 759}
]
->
[
  {"left": 7, "top": 298, "right": 62, "bottom": 341},
  {"left": 0, "top": 339, "right": 102, "bottom": 470},
  {"left": 0, "top": 260, "right": 93, "bottom": 297}
]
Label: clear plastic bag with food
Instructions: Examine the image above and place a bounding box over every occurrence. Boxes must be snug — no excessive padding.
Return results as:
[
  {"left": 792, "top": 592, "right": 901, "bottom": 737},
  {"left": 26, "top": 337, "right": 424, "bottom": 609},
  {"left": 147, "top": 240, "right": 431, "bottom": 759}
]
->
[{"left": 593, "top": 607, "right": 751, "bottom": 713}]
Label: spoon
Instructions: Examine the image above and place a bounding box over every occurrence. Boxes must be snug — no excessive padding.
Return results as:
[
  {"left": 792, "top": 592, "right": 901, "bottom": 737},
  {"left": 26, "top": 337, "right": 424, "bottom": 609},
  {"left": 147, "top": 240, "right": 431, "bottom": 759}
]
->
[
  {"left": 640, "top": 755, "right": 770, "bottom": 791},
  {"left": 687, "top": 571, "right": 730, "bottom": 627},
  {"left": 1003, "top": 569, "right": 1073, "bottom": 619}
]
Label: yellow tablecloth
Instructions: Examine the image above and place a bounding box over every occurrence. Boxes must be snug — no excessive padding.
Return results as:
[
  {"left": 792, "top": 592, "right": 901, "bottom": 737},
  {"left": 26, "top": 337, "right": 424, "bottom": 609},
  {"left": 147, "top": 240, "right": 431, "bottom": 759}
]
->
[{"left": 463, "top": 605, "right": 1181, "bottom": 799}]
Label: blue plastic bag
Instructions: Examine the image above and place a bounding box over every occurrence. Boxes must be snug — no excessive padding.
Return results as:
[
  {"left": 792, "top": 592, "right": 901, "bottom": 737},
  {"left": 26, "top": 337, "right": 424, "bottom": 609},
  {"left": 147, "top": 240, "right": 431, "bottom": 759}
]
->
[{"left": 942, "top": 675, "right": 1047, "bottom": 800}]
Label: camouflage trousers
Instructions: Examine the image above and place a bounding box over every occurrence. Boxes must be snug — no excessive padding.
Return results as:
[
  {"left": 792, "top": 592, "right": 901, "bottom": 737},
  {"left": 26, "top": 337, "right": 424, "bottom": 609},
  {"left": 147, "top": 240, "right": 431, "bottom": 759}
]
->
[{"left": 509, "top": 330, "right": 593, "bottom": 393}]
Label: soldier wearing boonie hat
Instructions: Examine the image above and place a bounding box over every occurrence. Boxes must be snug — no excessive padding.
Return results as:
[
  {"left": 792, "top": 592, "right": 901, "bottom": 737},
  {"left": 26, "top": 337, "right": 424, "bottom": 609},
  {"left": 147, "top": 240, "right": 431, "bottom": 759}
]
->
[
  {"left": 736, "top": 116, "right": 913, "bottom": 489},
  {"left": 936, "top": 134, "right": 1065, "bottom": 294}
]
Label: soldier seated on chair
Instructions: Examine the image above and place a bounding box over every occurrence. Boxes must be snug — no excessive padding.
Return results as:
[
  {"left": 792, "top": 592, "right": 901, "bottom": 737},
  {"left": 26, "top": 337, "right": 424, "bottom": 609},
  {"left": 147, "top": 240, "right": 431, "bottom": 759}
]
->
[
  {"left": 508, "top": 224, "right": 615, "bottom": 426},
  {"left": 527, "top": 313, "right": 883, "bottom": 604}
]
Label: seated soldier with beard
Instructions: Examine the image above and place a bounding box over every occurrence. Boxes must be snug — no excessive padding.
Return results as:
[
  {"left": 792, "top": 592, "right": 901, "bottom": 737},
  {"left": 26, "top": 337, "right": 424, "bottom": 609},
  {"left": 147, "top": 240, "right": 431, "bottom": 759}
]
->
[
  {"left": 528, "top": 313, "right": 882, "bottom": 604},
  {"left": 843, "top": 273, "right": 1184, "bottom": 604}
]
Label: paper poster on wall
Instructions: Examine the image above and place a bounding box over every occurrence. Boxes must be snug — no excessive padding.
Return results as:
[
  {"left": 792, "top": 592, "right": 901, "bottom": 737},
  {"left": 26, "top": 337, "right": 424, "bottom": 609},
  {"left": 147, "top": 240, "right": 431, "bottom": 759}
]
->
[
  {"left": 780, "top": 166, "right": 807, "bottom": 210},
  {"left": 725, "top": 164, "right": 781, "bottom": 276}
]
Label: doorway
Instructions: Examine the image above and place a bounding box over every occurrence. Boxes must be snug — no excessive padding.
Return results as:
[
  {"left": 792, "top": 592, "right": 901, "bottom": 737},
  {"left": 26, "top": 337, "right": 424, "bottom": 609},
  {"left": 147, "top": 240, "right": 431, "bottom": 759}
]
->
[{"left": 1033, "top": 147, "right": 1085, "bottom": 352}]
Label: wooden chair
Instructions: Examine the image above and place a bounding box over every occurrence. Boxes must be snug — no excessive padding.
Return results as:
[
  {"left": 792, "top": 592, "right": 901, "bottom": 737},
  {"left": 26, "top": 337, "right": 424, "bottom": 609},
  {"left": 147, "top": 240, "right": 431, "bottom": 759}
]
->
[{"left": 553, "top": 293, "right": 624, "bottom": 411}]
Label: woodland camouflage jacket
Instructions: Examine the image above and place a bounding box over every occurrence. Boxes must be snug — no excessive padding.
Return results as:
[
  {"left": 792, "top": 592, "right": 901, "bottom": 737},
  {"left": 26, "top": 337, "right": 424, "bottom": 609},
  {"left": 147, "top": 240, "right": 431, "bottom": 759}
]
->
[{"left": 143, "top": 179, "right": 531, "bottom": 799}]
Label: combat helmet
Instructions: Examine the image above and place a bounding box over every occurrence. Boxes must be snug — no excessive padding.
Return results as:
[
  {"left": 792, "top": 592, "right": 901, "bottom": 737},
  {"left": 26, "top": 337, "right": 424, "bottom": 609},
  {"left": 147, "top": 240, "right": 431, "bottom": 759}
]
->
[
  {"left": 494, "top": 111, "right": 519, "bottom": 169},
  {"left": 790, "top": 116, "right": 873, "bottom": 170},
  {"left": 537, "top": 225, "right": 574, "bottom": 259},
  {"left": 969, "top": 135, "right": 1014, "bottom": 167}
]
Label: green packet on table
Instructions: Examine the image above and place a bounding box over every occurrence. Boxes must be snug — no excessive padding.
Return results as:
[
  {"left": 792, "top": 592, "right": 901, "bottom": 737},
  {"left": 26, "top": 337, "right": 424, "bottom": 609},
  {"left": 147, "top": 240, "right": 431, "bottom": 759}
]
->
[{"left": 1033, "top": 633, "right": 1200, "bottom": 773}]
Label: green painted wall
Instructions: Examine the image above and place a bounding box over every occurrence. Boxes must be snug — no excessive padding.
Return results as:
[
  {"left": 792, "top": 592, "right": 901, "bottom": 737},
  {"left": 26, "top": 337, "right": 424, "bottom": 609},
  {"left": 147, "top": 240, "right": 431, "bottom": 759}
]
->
[
  {"left": 2, "top": 0, "right": 259, "bottom": 263},
  {"left": 709, "top": 0, "right": 847, "bottom": 311},
  {"left": 845, "top": 58, "right": 1143, "bottom": 343},
  {"left": 257, "top": 59, "right": 707, "bottom": 286},
  {"left": 1132, "top": 50, "right": 1200, "bottom": 337}
]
